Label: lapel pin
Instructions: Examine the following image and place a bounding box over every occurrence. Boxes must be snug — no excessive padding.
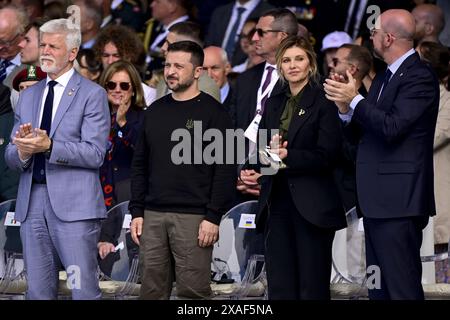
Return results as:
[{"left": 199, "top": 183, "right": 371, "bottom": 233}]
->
[
  {"left": 298, "top": 109, "right": 306, "bottom": 116},
  {"left": 399, "top": 73, "right": 403, "bottom": 77},
  {"left": 68, "top": 88, "right": 75, "bottom": 96}
]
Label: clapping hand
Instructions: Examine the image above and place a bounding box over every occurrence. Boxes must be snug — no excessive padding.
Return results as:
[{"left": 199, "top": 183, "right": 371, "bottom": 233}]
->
[
  {"left": 13, "top": 127, "right": 51, "bottom": 160},
  {"left": 236, "top": 170, "right": 261, "bottom": 196},
  {"left": 116, "top": 100, "right": 131, "bottom": 128},
  {"left": 324, "top": 70, "right": 359, "bottom": 114}
]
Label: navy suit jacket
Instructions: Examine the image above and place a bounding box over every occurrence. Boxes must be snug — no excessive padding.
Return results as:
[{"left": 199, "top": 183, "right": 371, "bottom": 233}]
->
[
  {"left": 205, "top": 1, "right": 274, "bottom": 66},
  {"left": 352, "top": 52, "right": 439, "bottom": 219}
]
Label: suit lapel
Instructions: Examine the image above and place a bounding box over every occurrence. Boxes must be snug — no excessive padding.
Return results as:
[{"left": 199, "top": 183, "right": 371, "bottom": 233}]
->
[
  {"left": 221, "top": 4, "right": 234, "bottom": 39},
  {"left": 367, "top": 72, "right": 384, "bottom": 104},
  {"left": 376, "top": 53, "right": 418, "bottom": 106},
  {"left": 271, "top": 79, "right": 286, "bottom": 97},
  {"left": 50, "top": 72, "right": 81, "bottom": 137},
  {"left": 268, "top": 93, "right": 287, "bottom": 130},
  {"left": 287, "top": 84, "right": 316, "bottom": 145},
  {"left": 32, "top": 80, "right": 47, "bottom": 129}
]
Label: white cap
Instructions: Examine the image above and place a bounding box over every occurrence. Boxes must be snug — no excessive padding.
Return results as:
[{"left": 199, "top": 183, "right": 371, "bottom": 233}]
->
[{"left": 321, "top": 31, "right": 353, "bottom": 52}]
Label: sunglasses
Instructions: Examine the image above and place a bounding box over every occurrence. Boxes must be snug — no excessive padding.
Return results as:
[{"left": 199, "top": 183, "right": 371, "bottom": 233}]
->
[
  {"left": 254, "top": 28, "right": 282, "bottom": 37},
  {"left": 331, "top": 57, "right": 341, "bottom": 67},
  {"left": 106, "top": 81, "right": 131, "bottom": 91}
]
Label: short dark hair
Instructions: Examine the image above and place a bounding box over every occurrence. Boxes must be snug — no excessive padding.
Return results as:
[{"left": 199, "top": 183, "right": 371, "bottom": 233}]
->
[
  {"left": 340, "top": 44, "right": 373, "bottom": 79},
  {"left": 261, "top": 8, "right": 298, "bottom": 36},
  {"left": 77, "top": 48, "right": 101, "bottom": 74},
  {"left": 167, "top": 40, "right": 204, "bottom": 68},
  {"left": 25, "top": 17, "right": 48, "bottom": 34},
  {"left": 168, "top": 21, "right": 203, "bottom": 47}
]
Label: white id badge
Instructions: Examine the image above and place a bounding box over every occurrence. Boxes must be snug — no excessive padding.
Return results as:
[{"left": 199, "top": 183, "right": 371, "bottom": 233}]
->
[
  {"left": 122, "top": 214, "right": 132, "bottom": 229},
  {"left": 238, "top": 213, "right": 256, "bottom": 229},
  {"left": 244, "top": 114, "right": 262, "bottom": 143},
  {"left": 4, "top": 212, "right": 20, "bottom": 227}
]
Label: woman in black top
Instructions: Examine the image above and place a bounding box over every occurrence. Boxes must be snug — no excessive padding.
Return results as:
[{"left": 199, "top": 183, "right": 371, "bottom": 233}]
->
[{"left": 256, "top": 36, "right": 346, "bottom": 300}]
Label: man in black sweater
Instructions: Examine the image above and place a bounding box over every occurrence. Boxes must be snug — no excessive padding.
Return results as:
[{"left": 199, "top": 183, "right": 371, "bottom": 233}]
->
[{"left": 129, "top": 41, "right": 236, "bottom": 299}]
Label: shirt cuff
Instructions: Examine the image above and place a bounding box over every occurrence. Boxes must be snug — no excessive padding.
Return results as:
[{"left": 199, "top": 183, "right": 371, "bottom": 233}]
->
[
  {"left": 204, "top": 209, "right": 222, "bottom": 226},
  {"left": 130, "top": 207, "right": 144, "bottom": 219},
  {"left": 339, "top": 95, "right": 364, "bottom": 124},
  {"left": 350, "top": 94, "right": 364, "bottom": 110},
  {"left": 338, "top": 110, "right": 354, "bottom": 124},
  {"left": 20, "top": 156, "right": 32, "bottom": 169}
]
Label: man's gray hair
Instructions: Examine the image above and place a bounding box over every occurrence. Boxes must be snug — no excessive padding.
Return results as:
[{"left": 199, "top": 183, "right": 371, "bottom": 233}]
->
[
  {"left": 219, "top": 48, "right": 229, "bottom": 64},
  {"left": 40, "top": 19, "right": 82, "bottom": 50}
]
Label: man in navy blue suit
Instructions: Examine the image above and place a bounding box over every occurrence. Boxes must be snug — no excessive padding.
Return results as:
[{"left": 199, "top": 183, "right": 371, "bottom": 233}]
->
[{"left": 324, "top": 9, "right": 439, "bottom": 300}]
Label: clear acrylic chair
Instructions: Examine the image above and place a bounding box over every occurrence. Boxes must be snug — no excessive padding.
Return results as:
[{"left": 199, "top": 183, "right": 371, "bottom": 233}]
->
[
  {"left": 0, "top": 199, "right": 26, "bottom": 298},
  {"left": 331, "top": 207, "right": 366, "bottom": 284},
  {"left": 98, "top": 201, "right": 140, "bottom": 299},
  {"left": 331, "top": 208, "right": 450, "bottom": 299},
  {"left": 331, "top": 207, "right": 367, "bottom": 299},
  {"left": 211, "top": 200, "right": 266, "bottom": 299}
]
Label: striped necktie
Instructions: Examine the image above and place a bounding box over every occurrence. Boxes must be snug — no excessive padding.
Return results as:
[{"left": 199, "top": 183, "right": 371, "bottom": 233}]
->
[{"left": 0, "top": 60, "right": 12, "bottom": 82}]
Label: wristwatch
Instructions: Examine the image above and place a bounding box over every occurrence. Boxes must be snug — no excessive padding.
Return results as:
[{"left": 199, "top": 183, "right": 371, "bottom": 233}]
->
[{"left": 44, "top": 138, "right": 53, "bottom": 159}]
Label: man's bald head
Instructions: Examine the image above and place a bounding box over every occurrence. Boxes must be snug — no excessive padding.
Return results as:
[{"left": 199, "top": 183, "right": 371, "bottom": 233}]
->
[
  {"left": 371, "top": 10, "right": 416, "bottom": 64},
  {"left": 380, "top": 9, "right": 415, "bottom": 41},
  {"left": 203, "top": 46, "right": 231, "bottom": 89},
  {"left": 411, "top": 4, "right": 445, "bottom": 43}
]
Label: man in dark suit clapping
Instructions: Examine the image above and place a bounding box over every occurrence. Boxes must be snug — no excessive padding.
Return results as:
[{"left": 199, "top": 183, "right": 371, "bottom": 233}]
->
[{"left": 324, "top": 9, "right": 439, "bottom": 300}]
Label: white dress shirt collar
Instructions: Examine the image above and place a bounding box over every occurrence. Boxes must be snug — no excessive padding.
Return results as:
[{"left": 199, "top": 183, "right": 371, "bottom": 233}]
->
[
  {"left": 234, "top": 0, "right": 260, "bottom": 12},
  {"left": 220, "top": 82, "right": 230, "bottom": 103},
  {"left": 388, "top": 48, "right": 415, "bottom": 75},
  {"left": 46, "top": 67, "right": 74, "bottom": 88}
]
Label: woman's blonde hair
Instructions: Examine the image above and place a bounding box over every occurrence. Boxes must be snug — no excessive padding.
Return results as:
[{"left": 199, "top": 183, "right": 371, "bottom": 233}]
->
[
  {"left": 275, "top": 36, "right": 319, "bottom": 84},
  {"left": 99, "top": 60, "right": 146, "bottom": 109}
]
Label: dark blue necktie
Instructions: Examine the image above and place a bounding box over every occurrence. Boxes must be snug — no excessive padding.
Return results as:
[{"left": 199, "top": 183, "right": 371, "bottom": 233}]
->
[
  {"left": 32, "top": 80, "right": 58, "bottom": 183},
  {"left": 0, "top": 60, "right": 12, "bottom": 82},
  {"left": 225, "top": 7, "right": 246, "bottom": 60},
  {"left": 377, "top": 68, "right": 392, "bottom": 101}
]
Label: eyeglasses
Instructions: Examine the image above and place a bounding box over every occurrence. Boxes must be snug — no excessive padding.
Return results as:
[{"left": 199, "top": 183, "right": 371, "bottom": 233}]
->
[
  {"left": 332, "top": 57, "right": 350, "bottom": 67},
  {"left": 106, "top": 81, "right": 131, "bottom": 91},
  {"left": 331, "top": 57, "right": 358, "bottom": 70},
  {"left": 240, "top": 28, "right": 256, "bottom": 40},
  {"left": 370, "top": 28, "right": 385, "bottom": 37},
  {"left": 254, "top": 28, "right": 282, "bottom": 37},
  {"left": 331, "top": 58, "right": 339, "bottom": 67},
  {"left": 0, "top": 32, "right": 23, "bottom": 47}
]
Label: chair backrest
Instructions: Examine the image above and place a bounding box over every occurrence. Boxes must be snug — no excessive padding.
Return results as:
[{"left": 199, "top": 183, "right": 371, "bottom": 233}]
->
[
  {"left": 102, "top": 201, "right": 138, "bottom": 282},
  {"left": 331, "top": 207, "right": 366, "bottom": 284},
  {"left": 212, "top": 200, "right": 264, "bottom": 283},
  {"left": 0, "top": 199, "right": 25, "bottom": 295},
  {"left": 332, "top": 208, "right": 445, "bottom": 285}
]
